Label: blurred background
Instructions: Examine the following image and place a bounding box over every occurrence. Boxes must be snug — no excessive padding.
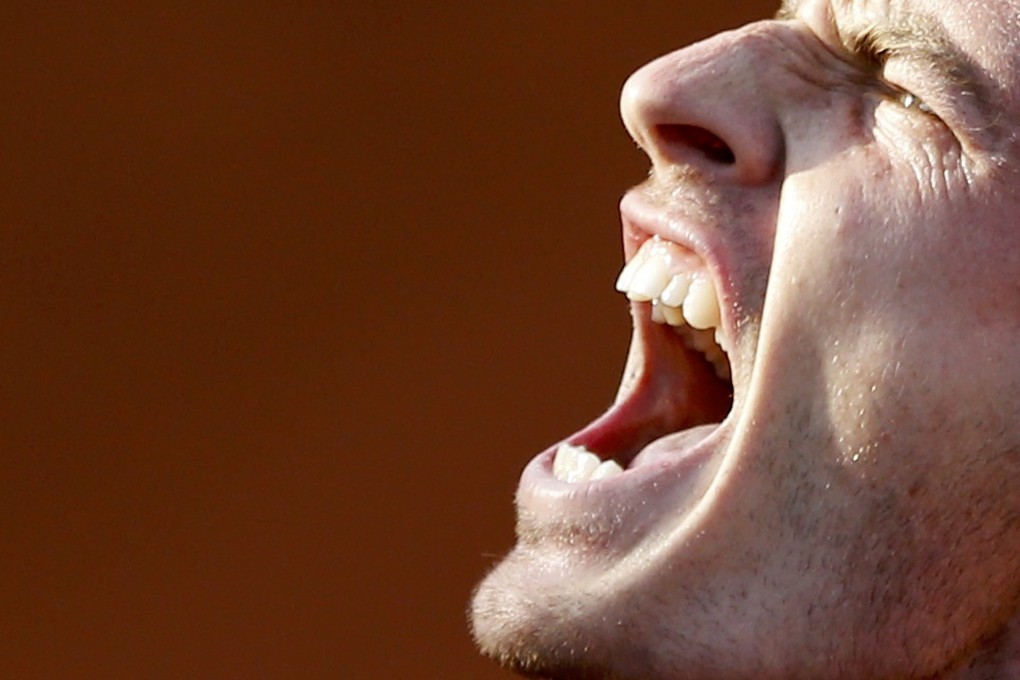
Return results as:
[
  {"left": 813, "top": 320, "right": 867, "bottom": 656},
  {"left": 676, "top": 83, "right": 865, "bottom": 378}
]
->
[{"left": 1, "top": 1, "right": 774, "bottom": 678}]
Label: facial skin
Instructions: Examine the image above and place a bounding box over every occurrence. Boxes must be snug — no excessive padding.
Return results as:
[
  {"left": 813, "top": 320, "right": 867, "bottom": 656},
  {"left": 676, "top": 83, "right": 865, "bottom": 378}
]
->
[{"left": 471, "top": 0, "right": 1020, "bottom": 678}]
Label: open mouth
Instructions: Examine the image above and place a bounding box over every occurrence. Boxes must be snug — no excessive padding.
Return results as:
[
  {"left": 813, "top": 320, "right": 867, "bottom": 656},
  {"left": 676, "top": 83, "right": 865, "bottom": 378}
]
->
[{"left": 543, "top": 228, "right": 737, "bottom": 486}]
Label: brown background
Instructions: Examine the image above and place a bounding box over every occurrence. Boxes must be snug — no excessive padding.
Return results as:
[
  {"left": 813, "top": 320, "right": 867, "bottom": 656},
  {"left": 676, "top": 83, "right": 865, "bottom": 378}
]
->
[{"left": 1, "top": 2, "right": 774, "bottom": 678}]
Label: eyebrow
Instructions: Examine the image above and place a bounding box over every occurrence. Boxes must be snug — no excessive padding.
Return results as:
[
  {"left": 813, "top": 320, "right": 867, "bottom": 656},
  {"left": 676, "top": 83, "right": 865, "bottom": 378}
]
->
[{"left": 774, "top": 0, "right": 1003, "bottom": 145}]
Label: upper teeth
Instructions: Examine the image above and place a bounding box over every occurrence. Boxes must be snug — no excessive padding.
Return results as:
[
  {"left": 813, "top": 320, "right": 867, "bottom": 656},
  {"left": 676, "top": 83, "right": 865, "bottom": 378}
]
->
[
  {"left": 615, "top": 235, "right": 730, "bottom": 380},
  {"left": 553, "top": 443, "right": 623, "bottom": 483}
]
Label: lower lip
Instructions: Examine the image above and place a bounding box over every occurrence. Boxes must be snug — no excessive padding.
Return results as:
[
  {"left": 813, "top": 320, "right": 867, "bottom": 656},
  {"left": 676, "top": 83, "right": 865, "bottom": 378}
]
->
[{"left": 515, "top": 421, "right": 731, "bottom": 526}]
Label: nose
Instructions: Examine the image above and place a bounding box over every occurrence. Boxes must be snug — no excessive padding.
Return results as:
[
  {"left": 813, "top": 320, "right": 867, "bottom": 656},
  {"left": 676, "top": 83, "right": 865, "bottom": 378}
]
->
[{"left": 620, "top": 22, "right": 787, "bottom": 186}]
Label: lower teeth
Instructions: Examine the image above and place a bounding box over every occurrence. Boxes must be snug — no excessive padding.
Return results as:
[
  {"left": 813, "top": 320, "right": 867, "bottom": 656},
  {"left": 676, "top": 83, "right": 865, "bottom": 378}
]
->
[{"left": 553, "top": 443, "right": 624, "bottom": 483}]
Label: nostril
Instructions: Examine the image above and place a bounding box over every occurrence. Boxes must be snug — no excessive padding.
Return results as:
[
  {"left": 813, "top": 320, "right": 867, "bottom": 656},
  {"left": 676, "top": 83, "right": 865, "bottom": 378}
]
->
[{"left": 657, "top": 124, "right": 736, "bottom": 165}]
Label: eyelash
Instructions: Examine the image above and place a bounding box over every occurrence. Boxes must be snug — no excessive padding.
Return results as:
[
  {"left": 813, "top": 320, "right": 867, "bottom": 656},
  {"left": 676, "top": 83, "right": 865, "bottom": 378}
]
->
[{"left": 854, "top": 44, "right": 937, "bottom": 118}]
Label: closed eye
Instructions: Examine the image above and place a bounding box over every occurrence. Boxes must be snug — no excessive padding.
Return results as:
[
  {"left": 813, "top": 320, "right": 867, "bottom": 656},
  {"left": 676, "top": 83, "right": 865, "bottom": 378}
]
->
[
  {"left": 843, "top": 29, "right": 942, "bottom": 121},
  {"left": 895, "top": 90, "right": 933, "bottom": 115}
]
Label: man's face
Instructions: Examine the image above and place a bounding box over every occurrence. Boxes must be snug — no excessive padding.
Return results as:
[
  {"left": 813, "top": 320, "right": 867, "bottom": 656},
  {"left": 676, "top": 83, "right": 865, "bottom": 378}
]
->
[{"left": 472, "top": 0, "right": 1020, "bottom": 677}]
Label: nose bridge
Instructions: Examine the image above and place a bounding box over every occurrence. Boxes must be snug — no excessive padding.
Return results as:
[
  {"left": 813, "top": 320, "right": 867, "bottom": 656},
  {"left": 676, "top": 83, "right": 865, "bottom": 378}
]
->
[{"left": 620, "top": 21, "right": 788, "bottom": 185}]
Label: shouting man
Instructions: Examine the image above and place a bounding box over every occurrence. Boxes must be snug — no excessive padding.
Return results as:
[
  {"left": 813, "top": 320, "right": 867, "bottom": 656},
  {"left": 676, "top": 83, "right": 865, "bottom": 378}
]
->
[{"left": 470, "top": 0, "right": 1020, "bottom": 678}]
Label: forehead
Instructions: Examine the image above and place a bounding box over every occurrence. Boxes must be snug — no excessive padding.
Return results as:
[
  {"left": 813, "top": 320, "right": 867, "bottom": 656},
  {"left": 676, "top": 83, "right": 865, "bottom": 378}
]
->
[
  {"left": 781, "top": 0, "right": 1020, "bottom": 22},
  {"left": 838, "top": 0, "right": 1020, "bottom": 50},
  {"left": 780, "top": 0, "right": 1020, "bottom": 61}
]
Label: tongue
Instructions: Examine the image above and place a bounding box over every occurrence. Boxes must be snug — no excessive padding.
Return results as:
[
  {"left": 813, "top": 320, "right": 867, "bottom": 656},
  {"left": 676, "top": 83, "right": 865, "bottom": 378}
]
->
[{"left": 567, "top": 312, "right": 731, "bottom": 466}]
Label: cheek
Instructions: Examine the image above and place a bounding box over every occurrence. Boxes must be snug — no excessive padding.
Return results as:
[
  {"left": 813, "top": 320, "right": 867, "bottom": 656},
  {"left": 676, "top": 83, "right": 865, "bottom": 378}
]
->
[
  {"left": 774, "top": 168, "right": 1020, "bottom": 468},
  {"left": 781, "top": 162, "right": 1008, "bottom": 333}
]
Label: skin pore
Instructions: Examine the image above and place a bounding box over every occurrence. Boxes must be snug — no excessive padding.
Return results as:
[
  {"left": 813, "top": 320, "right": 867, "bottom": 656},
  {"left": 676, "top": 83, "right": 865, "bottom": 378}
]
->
[{"left": 471, "top": 1, "right": 1020, "bottom": 678}]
